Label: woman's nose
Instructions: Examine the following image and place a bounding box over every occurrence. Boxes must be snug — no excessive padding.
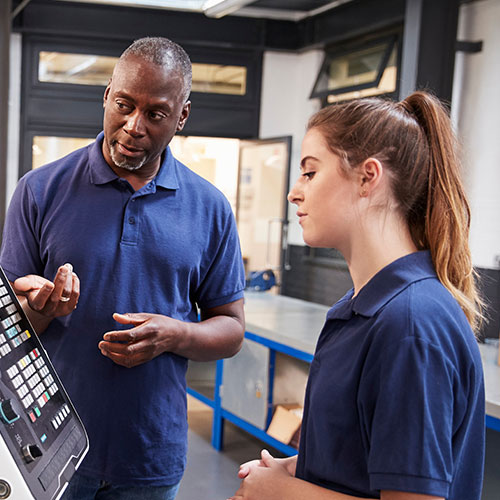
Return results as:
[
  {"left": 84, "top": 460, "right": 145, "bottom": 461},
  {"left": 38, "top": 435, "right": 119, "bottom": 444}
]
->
[{"left": 287, "top": 181, "right": 303, "bottom": 205}]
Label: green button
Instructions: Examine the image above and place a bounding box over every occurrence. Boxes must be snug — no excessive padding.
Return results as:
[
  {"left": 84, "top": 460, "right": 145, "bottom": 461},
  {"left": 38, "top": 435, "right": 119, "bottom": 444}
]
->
[{"left": 34, "top": 407, "right": 41, "bottom": 417}]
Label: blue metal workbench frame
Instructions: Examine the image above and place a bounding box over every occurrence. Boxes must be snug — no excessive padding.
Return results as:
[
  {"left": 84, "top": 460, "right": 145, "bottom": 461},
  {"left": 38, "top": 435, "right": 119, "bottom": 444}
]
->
[{"left": 187, "top": 330, "right": 313, "bottom": 456}]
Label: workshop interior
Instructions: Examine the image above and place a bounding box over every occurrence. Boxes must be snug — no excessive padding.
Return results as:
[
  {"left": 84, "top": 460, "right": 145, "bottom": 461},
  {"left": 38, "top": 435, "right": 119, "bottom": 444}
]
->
[{"left": 0, "top": 0, "right": 499, "bottom": 499}]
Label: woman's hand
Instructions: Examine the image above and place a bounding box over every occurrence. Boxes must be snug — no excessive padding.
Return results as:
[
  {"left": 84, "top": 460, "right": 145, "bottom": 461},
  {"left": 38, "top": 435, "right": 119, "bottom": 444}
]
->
[{"left": 229, "top": 450, "right": 295, "bottom": 500}]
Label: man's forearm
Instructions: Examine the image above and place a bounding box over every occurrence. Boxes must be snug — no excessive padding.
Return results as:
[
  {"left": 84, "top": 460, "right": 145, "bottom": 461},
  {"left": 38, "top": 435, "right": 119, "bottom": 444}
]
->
[{"left": 177, "top": 313, "right": 244, "bottom": 361}]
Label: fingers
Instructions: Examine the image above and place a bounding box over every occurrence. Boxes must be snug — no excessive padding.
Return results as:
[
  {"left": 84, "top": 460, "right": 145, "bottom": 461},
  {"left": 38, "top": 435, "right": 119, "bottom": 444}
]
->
[
  {"left": 52, "top": 263, "right": 73, "bottom": 302},
  {"left": 98, "top": 344, "right": 147, "bottom": 369},
  {"left": 15, "top": 264, "right": 80, "bottom": 317},
  {"left": 13, "top": 275, "right": 52, "bottom": 294},
  {"left": 112, "top": 312, "right": 151, "bottom": 326},
  {"left": 238, "top": 458, "right": 266, "bottom": 478},
  {"left": 260, "top": 449, "right": 278, "bottom": 470},
  {"left": 238, "top": 466, "right": 250, "bottom": 479},
  {"left": 102, "top": 325, "right": 141, "bottom": 343}
]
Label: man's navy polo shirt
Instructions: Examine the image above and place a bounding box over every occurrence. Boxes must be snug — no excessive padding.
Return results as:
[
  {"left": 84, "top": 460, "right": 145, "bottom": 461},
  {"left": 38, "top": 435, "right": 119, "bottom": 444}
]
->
[
  {"left": 296, "top": 251, "right": 485, "bottom": 499},
  {"left": 0, "top": 132, "right": 245, "bottom": 485}
]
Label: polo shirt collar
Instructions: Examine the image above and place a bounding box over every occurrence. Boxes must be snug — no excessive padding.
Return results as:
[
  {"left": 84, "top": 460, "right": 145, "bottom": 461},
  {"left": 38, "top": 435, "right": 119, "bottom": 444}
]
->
[
  {"left": 88, "top": 131, "right": 179, "bottom": 190},
  {"left": 327, "top": 251, "right": 436, "bottom": 320}
]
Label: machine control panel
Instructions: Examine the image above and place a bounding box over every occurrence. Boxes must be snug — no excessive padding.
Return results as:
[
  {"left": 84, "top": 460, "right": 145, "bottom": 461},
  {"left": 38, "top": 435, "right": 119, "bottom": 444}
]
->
[{"left": 0, "top": 267, "right": 88, "bottom": 499}]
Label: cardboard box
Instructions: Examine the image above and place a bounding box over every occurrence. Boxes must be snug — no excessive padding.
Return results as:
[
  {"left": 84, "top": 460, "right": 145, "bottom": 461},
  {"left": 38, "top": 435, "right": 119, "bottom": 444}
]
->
[{"left": 266, "top": 404, "right": 303, "bottom": 446}]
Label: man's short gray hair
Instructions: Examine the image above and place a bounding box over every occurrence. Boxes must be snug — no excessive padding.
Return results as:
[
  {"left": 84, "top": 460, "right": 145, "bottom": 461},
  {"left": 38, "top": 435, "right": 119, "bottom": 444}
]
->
[{"left": 121, "top": 37, "right": 192, "bottom": 102}]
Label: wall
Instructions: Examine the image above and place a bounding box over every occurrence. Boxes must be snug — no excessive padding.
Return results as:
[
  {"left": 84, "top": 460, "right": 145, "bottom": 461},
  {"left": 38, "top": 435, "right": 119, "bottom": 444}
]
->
[
  {"left": 451, "top": 0, "right": 500, "bottom": 337},
  {"left": 6, "top": 33, "right": 21, "bottom": 211},
  {"left": 259, "top": 49, "right": 323, "bottom": 247},
  {"left": 452, "top": 0, "right": 500, "bottom": 270}
]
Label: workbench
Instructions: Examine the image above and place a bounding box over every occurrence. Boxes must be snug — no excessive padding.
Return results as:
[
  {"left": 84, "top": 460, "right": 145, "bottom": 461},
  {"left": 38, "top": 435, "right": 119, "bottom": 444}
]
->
[{"left": 187, "top": 291, "right": 500, "bottom": 454}]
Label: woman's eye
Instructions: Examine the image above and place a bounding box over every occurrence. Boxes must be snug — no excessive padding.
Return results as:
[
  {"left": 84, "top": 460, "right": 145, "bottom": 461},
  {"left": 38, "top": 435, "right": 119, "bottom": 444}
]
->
[{"left": 303, "top": 172, "right": 315, "bottom": 179}]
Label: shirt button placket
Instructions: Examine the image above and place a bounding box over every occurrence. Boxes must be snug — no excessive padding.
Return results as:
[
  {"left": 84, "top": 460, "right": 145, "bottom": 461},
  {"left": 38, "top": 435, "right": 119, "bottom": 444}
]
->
[{"left": 122, "top": 197, "right": 139, "bottom": 244}]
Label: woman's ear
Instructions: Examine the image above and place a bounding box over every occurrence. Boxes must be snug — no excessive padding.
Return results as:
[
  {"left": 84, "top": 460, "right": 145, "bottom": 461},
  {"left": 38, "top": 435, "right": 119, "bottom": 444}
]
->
[{"left": 358, "top": 157, "right": 383, "bottom": 197}]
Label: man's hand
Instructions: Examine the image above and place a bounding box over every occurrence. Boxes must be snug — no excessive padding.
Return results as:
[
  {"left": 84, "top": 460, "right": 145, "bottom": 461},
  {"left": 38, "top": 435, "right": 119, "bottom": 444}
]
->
[
  {"left": 98, "top": 312, "right": 184, "bottom": 368},
  {"left": 99, "top": 299, "right": 245, "bottom": 368},
  {"left": 13, "top": 263, "right": 79, "bottom": 318}
]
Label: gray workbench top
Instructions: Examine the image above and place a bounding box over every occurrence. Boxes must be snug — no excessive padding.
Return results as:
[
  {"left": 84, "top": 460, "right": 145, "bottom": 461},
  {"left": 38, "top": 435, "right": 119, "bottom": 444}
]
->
[
  {"left": 244, "top": 291, "right": 500, "bottom": 422},
  {"left": 244, "top": 291, "right": 328, "bottom": 355}
]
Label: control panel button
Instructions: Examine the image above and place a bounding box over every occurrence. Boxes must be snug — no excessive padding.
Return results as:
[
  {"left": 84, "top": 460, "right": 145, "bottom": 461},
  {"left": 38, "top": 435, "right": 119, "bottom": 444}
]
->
[
  {"left": 0, "top": 399, "right": 20, "bottom": 425},
  {"left": 0, "top": 479, "right": 11, "bottom": 499},
  {"left": 21, "top": 443, "right": 43, "bottom": 463}
]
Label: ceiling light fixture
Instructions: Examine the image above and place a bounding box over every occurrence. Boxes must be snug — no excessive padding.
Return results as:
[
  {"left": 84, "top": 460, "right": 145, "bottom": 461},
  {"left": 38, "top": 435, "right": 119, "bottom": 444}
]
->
[{"left": 202, "top": 0, "right": 254, "bottom": 19}]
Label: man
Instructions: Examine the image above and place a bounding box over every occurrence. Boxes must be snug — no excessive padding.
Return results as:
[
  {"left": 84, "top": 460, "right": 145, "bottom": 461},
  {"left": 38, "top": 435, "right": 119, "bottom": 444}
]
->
[{"left": 0, "top": 37, "right": 245, "bottom": 499}]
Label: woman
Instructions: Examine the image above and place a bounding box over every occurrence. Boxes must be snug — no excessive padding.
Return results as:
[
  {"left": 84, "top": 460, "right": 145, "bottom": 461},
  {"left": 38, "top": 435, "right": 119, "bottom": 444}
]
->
[{"left": 228, "top": 91, "right": 485, "bottom": 500}]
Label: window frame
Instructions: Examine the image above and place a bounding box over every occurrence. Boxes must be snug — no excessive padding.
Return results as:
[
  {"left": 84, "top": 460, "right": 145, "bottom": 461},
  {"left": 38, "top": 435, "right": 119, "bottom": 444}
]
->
[{"left": 310, "top": 30, "right": 402, "bottom": 104}]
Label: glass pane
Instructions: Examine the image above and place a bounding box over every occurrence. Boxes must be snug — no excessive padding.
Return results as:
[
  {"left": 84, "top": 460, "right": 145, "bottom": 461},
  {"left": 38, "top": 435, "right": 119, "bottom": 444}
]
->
[
  {"left": 192, "top": 63, "right": 247, "bottom": 95},
  {"left": 169, "top": 135, "right": 240, "bottom": 212},
  {"left": 326, "top": 45, "right": 397, "bottom": 103},
  {"left": 39, "top": 52, "right": 117, "bottom": 85},
  {"left": 326, "top": 42, "right": 388, "bottom": 91},
  {"left": 32, "top": 136, "right": 95, "bottom": 170},
  {"left": 38, "top": 52, "right": 247, "bottom": 96}
]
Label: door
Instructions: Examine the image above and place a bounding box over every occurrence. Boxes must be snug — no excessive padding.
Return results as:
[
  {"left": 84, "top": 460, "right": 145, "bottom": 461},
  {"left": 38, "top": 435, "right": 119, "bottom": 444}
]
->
[{"left": 237, "top": 137, "right": 291, "bottom": 290}]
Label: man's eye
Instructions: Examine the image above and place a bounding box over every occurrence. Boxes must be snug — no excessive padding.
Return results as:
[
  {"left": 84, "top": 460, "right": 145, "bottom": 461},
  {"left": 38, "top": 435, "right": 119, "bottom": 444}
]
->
[
  {"left": 303, "top": 172, "right": 315, "bottom": 179},
  {"left": 116, "top": 102, "right": 130, "bottom": 111},
  {"left": 149, "top": 112, "right": 165, "bottom": 121}
]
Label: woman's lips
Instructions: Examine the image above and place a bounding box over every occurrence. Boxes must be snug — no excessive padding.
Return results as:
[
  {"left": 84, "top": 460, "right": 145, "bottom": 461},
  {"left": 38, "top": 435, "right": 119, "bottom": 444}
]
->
[{"left": 297, "top": 212, "right": 307, "bottom": 224}]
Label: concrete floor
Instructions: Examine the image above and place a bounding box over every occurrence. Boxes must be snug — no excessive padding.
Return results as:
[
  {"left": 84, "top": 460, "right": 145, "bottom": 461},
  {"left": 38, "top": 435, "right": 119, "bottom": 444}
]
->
[{"left": 177, "top": 397, "right": 282, "bottom": 500}]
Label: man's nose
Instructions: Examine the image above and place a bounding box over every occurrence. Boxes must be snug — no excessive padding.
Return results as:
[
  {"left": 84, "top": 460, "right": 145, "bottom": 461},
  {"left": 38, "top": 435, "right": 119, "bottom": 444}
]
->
[{"left": 124, "top": 111, "right": 145, "bottom": 136}]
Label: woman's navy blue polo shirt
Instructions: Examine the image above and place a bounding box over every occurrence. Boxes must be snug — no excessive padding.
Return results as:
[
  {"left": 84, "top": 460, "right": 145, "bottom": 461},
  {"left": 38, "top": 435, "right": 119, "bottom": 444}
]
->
[{"left": 296, "top": 251, "right": 485, "bottom": 499}]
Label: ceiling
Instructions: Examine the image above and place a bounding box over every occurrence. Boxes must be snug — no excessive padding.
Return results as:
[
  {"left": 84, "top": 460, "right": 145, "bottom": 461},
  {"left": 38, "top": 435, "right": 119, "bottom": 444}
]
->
[{"left": 51, "top": 0, "right": 356, "bottom": 21}]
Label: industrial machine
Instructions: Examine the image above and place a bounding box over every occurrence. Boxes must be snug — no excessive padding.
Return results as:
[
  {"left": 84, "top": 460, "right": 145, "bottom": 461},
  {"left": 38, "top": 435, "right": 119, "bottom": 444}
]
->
[{"left": 0, "top": 267, "right": 88, "bottom": 499}]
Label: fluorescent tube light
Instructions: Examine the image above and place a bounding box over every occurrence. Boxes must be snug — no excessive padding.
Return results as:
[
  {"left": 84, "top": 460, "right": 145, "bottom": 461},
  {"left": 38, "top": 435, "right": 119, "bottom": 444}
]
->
[{"left": 203, "top": 0, "right": 254, "bottom": 18}]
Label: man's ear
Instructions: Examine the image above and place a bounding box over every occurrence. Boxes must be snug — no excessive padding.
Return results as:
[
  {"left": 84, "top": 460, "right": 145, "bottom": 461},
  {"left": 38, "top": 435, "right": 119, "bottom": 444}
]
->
[
  {"left": 176, "top": 101, "right": 191, "bottom": 132},
  {"left": 103, "top": 80, "right": 111, "bottom": 108},
  {"left": 358, "top": 157, "right": 383, "bottom": 197}
]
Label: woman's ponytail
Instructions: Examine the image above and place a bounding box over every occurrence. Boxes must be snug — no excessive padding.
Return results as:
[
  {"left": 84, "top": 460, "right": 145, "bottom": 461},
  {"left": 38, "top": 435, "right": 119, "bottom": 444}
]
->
[{"left": 401, "top": 92, "right": 483, "bottom": 332}]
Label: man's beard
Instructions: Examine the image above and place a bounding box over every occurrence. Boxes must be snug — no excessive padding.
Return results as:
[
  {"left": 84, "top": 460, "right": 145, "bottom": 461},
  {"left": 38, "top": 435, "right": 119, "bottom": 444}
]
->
[{"left": 109, "top": 142, "right": 148, "bottom": 171}]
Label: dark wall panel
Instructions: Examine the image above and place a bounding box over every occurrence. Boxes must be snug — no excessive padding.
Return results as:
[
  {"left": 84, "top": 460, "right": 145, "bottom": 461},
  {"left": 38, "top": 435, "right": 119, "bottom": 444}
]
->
[
  {"left": 183, "top": 105, "right": 259, "bottom": 138},
  {"left": 301, "top": 0, "right": 405, "bottom": 48},
  {"left": 16, "top": 1, "right": 265, "bottom": 49},
  {"left": 478, "top": 267, "right": 500, "bottom": 340},
  {"left": 281, "top": 245, "right": 353, "bottom": 307},
  {"left": 282, "top": 245, "right": 500, "bottom": 340},
  {"left": 28, "top": 96, "right": 104, "bottom": 129}
]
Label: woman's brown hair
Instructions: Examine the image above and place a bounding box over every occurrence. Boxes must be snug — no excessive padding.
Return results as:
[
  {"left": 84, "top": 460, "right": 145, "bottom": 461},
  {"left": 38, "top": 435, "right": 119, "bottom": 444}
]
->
[{"left": 308, "top": 91, "right": 483, "bottom": 332}]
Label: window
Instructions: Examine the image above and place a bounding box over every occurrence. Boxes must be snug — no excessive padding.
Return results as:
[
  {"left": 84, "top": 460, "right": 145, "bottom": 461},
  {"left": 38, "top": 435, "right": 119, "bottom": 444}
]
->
[
  {"left": 38, "top": 51, "right": 248, "bottom": 95},
  {"left": 310, "top": 34, "right": 399, "bottom": 104},
  {"left": 38, "top": 52, "right": 117, "bottom": 86},
  {"left": 32, "top": 136, "right": 94, "bottom": 169},
  {"left": 192, "top": 63, "right": 247, "bottom": 95}
]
